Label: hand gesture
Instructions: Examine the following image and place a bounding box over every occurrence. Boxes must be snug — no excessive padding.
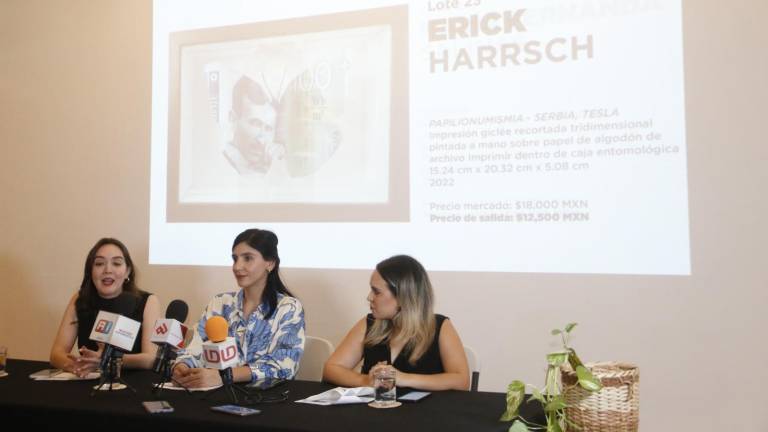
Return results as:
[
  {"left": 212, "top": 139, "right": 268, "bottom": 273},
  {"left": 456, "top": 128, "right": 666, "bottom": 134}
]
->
[{"left": 67, "top": 343, "right": 103, "bottom": 377}]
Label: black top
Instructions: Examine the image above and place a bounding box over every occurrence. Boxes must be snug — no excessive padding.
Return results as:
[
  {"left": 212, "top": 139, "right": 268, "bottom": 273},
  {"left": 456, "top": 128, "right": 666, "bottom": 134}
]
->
[
  {"left": 361, "top": 314, "right": 447, "bottom": 375},
  {"left": 76, "top": 291, "right": 151, "bottom": 353}
]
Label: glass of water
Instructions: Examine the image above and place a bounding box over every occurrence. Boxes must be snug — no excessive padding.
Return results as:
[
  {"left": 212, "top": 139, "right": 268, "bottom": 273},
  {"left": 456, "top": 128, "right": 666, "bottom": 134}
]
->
[
  {"left": 372, "top": 366, "right": 398, "bottom": 408},
  {"left": 0, "top": 346, "right": 7, "bottom": 374}
]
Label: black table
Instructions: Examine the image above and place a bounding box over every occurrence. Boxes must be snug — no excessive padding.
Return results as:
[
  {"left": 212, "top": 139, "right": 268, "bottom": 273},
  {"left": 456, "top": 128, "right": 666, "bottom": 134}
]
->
[{"left": 0, "top": 359, "right": 543, "bottom": 431}]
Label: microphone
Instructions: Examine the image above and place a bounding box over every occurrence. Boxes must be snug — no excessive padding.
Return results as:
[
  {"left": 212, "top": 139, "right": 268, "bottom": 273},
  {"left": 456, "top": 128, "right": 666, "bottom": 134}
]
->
[
  {"left": 151, "top": 300, "right": 190, "bottom": 374},
  {"left": 88, "top": 293, "right": 141, "bottom": 393},
  {"left": 202, "top": 316, "right": 239, "bottom": 370},
  {"left": 201, "top": 316, "right": 248, "bottom": 403},
  {"left": 89, "top": 293, "right": 141, "bottom": 371}
]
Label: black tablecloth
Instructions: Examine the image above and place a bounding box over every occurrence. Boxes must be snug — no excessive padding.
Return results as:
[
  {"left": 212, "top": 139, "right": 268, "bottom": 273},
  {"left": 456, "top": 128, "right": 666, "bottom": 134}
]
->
[{"left": 0, "top": 359, "right": 543, "bottom": 431}]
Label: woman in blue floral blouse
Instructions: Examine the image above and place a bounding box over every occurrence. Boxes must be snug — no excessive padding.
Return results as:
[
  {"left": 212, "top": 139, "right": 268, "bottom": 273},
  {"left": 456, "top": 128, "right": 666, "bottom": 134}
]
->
[{"left": 173, "top": 229, "right": 305, "bottom": 388}]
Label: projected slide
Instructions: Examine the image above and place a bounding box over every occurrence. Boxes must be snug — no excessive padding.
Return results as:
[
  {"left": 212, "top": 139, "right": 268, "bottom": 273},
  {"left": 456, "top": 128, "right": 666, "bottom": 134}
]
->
[
  {"left": 166, "top": 8, "right": 408, "bottom": 222},
  {"left": 151, "top": 0, "right": 690, "bottom": 275}
]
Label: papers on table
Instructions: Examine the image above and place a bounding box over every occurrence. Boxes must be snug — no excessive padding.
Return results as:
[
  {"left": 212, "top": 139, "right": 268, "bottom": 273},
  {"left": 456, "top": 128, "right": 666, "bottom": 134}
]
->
[
  {"left": 29, "top": 369, "right": 100, "bottom": 381},
  {"left": 295, "top": 386, "right": 374, "bottom": 406},
  {"left": 160, "top": 381, "right": 221, "bottom": 392}
]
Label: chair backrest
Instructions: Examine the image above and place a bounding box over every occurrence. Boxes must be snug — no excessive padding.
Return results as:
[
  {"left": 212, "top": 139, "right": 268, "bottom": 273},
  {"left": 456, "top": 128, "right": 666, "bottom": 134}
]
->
[
  {"left": 296, "top": 335, "right": 334, "bottom": 382},
  {"left": 464, "top": 345, "right": 481, "bottom": 392}
]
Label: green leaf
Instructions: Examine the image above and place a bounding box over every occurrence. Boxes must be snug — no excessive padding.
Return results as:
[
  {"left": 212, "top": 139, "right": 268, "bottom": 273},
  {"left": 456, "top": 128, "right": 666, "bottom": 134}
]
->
[
  {"left": 510, "top": 420, "right": 531, "bottom": 432},
  {"left": 528, "top": 387, "right": 545, "bottom": 404},
  {"left": 551, "top": 329, "right": 562, "bottom": 336},
  {"left": 500, "top": 411, "right": 516, "bottom": 422},
  {"left": 546, "top": 420, "right": 564, "bottom": 432},
  {"left": 544, "top": 395, "right": 567, "bottom": 412},
  {"left": 500, "top": 380, "right": 526, "bottom": 421},
  {"left": 545, "top": 366, "right": 557, "bottom": 395},
  {"left": 567, "top": 348, "right": 585, "bottom": 370},
  {"left": 564, "top": 323, "right": 577, "bottom": 333},
  {"left": 546, "top": 412, "right": 564, "bottom": 432},
  {"left": 546, "top": 351, "right": 569, "bottom": 366},
  {"left": 575, "top": 365, "right": 603, "bottom": 392}
]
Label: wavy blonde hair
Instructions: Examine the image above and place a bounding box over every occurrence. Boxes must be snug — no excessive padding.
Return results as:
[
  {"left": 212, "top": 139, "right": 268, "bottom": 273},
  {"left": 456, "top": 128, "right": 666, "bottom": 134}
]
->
[{"left": 364, "top": 255, "right": 436, "bottom": 365}]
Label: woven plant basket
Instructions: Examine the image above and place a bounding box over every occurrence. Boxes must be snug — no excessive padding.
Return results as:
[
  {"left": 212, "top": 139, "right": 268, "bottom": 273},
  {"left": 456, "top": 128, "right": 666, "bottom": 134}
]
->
[{"left": 560, "top": 362, "right": 639, "bottom": 432}]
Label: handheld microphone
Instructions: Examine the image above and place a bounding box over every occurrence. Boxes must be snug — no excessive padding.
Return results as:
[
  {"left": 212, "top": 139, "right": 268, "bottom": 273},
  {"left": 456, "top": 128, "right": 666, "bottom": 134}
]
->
[
  {"left": 151, "top": 299, "right": 190, "bottom": 374},
  {"left": 202, "top": 316, "right": 239, "bottom": 370}
]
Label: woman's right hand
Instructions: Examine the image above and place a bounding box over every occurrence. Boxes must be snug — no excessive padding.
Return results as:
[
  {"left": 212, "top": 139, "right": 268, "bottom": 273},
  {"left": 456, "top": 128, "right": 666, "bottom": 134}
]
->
[
  {"left": 67, "top": 344, "right": 103, "bottom": 377},
  {"left": 173, "top": 366, "right": 223, "bottom": 389},
  {"left": 171, "top": 363, "right": 191, "bottom": 381}
]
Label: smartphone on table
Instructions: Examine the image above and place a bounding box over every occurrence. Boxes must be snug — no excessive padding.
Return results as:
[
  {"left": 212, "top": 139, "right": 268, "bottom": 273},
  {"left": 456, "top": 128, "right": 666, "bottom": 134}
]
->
[
  {"left": 399, "top": 391, "right": 431, "bottom": 402},
  {"left": 143, "top": 401, "right": 174, "bottom": 413},
  {"left": 210, "top": 405, "right": 261, "bottom": 416}
]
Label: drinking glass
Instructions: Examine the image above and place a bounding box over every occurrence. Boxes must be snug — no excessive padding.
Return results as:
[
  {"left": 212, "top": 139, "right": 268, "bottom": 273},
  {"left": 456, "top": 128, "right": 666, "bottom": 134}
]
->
[
  {"left": 0, "top": 346, "right": 7, "bottom": 374},
  {"left": 372, "top": 367, "right": 398, "bottom": 408}
]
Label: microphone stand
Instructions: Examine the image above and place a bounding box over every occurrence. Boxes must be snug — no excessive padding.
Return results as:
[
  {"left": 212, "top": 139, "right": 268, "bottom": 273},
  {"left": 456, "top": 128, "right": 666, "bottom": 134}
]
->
[
  {"left": 91, "top": 347, "right": 136, "bottom": 396},
  {"left": 152, "top": 349, "right": 191, "bottom": 395},
  {"left": 203, "top": 367, "right": 250, "bottom": 403}
]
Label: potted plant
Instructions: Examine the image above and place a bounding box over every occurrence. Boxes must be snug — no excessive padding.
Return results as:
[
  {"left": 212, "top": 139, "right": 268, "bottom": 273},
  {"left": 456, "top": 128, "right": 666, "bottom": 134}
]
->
[{"left": 500, "top": 323, "right": 603, "bottom": 432}]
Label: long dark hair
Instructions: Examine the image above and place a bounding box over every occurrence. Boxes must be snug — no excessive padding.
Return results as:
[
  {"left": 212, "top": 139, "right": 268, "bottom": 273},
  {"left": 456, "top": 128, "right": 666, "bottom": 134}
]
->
[
  {"left": 233, "top": 229, "right": 294, "bottom": 319},
  {"left": 75, "top": 238, "right": 139, "bottom": 319}
]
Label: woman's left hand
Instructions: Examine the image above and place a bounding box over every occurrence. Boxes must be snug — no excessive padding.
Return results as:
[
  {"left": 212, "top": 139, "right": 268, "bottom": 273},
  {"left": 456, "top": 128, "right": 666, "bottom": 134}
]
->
[{"left": 370, "top": 363, "right": 409, "bottom": 387}]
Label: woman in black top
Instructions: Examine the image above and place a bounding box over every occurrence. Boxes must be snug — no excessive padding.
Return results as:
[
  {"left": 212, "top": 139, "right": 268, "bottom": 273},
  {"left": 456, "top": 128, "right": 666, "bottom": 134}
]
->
[
  {"left": 49, "top": 238, "right": 160, "bottom": 377},
  {"left": 323, "top": 255, "right": 469, "bottom": 391}
]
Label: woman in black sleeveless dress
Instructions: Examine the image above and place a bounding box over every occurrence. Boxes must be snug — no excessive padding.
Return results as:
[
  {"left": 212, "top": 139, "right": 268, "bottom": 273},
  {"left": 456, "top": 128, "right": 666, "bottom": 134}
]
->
[
  {"left": 323, "top": 255, "right": 469, "bottom": 391},
  {"left": 49, "top": 238, "right": 161, "bottom": 377}
]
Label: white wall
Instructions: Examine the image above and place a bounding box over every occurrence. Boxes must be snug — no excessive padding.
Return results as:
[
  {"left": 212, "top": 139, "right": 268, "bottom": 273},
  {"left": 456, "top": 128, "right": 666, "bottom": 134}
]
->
[{"left": 0, "top": 1, "right": 766, "bottom": 430}]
